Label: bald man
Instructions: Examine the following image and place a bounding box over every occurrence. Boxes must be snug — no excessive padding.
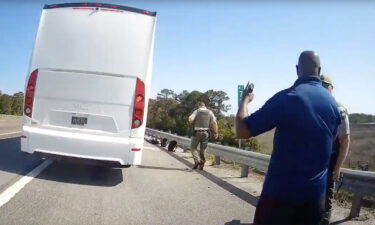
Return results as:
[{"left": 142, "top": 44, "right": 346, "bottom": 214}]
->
[{"left": 236, "top": 51, "right": 341, "bottom": 224}]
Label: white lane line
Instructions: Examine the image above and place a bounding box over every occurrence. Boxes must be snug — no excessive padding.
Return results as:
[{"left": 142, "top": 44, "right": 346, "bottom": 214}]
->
[
  {"left": 0, "top": 131, "right": 22, "bottom": 136},
  {"left": 0, "top": 159, "right": 53, "bottom": 208}
]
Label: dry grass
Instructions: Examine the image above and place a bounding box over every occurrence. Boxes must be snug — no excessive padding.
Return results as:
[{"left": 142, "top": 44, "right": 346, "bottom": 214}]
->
[
  {"left": 253, "top": 125, "right": 375, "bottom": 210},
  {"left": 335, "top": 190, "right": 375, "bottom": 214},
  {"left": 255, "top": 124, "right": 375, "bottom": 170},
  {"left": 0, "top": 114, "right": 22, "bottom": 120},
  {"left": 256, "top": 129, "right": 275, "bottom": 155},
  {"left": 347, "top": 124, "right": 375, "bottom": 169}
]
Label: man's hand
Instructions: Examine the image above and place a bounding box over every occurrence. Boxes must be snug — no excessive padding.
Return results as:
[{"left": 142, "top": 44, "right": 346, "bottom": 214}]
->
[
  {"left": 242, "top": 93, "right": 254, "bottom": 105},
  {"left": 213, "top": 133, "right": 218, "bottom": 139},
  {"left": 236, "top": 82, "right": 254, "bottom": 139},
  {"left": 242, "top": 82, "right": 254, "bottom": 104},
  {"left": 332, "top": 134, "right": 349, "bottom": 182},
  {"left": 332, "top": 168, "right": 342, "bottom": 182}
]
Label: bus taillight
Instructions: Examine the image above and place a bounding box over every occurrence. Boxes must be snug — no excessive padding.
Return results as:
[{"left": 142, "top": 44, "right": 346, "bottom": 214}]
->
[
  {"left": 131, "top": 78, "right": 145, "bottom": 129},
  {"left": 24, "top": 69, "right": 38, "bottom": 118}
]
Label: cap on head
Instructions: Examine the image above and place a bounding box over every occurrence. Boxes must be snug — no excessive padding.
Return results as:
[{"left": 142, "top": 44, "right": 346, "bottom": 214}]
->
[
  {"left": 296, "top": 51, "right": 321, "bottom": 77},
  {"left": 320, "top": 75, "right": 333, "bottom": 88},
  {"left": 198, "top": 102, "right": 206, "bottom": 107}
]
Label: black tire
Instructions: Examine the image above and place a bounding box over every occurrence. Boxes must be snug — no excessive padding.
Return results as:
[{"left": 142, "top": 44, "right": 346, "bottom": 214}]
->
[
  {"left": 161, "top": 138, "right": 168, "bottom": 147},
  {"left": 168, "top": 140, "right": 177, "bottom": 152}
]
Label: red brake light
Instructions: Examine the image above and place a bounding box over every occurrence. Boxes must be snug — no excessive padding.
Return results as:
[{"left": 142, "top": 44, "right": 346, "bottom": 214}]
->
[
  {"left": 25, "top": 97, "right": 32, "bottom": 105},
  {"left": 72, "top": 7, "right": 95, "bottom": 10},
  {"left": 101, "top": 9, "right": 123, "bottom": 13},
  {"left": 135, "top": 95, "right": 144, "bottom": 103},
  {"left": 131, "top": 78, "right": 145, "bottom": 129},
  {"left": 27, "top": 85, "right": 34, "bottom": 92},
  {"left": 24, "top": 69, "right": 38, "bottom": 118},
  {"left": 135, "top": 109, "right": 143, "bottom": 116}
]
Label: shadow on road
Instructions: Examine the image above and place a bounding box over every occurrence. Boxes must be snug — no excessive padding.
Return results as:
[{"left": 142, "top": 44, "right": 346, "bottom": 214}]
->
[
  {"left": 0, "top": 137, "right": 122, "bottom": 188},
  {"left": 225, "top": 220, "right": 253, "bottom": 225},
  {"left": 137, "top": 165, "right": 191, "bottom": 172},
  {"left": 154, "top": 145, "right": 259, "bottom": 207},
  {"left": 36, "top": 161, "right": 123, "bottom": 187},
  {"left": 330, "top": 216, "right": 351, "bottom": 225},
  {"left": 0, "top": 137, "right": 43, "bottom": 189}
]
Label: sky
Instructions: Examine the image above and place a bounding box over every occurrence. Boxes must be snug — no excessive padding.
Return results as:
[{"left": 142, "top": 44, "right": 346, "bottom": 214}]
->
[{"left": 0, "top": 0, "right": 374, "bottom": 115}]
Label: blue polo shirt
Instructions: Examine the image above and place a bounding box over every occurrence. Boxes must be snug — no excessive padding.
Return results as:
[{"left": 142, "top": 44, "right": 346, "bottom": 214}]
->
[{"left": 244, "top": 76, "right": 341, "bottom": 203}]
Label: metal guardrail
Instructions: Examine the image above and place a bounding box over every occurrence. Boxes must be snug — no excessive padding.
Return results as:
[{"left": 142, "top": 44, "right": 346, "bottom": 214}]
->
[
  {"left": 145, "top": 128, "right": 270, "bottom": 173},
  {"left": 146, "top": 128, "right": 375, "bottom": 218},
  {"left": 340, "top": 168, "right": 375, "bottom": 217}
]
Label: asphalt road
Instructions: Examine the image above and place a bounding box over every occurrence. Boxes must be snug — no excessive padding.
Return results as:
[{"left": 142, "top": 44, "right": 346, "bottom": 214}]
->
[
  {"left": 0, "top": 123, "right": 254, "bottom": 225},
  {"left": 0, "top": 117, "right": 42, "bottom": 193},
  {"left": 0, "top": 137, "right": 43, "bottom": 193}
]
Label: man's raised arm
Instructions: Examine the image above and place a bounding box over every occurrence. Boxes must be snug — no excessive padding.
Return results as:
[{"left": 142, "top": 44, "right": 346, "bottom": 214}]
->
[{"left": 236, "top": 84, "right": 254, "bottom": 139}]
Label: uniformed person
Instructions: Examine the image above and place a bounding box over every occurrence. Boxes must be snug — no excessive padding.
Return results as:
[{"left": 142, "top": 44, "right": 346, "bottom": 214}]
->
[
  {"left": 320, "top": 75, "right": 351, "bottom": 225},
  {"left": 188, "top": 102, "right": 218, "bottom": 170}
]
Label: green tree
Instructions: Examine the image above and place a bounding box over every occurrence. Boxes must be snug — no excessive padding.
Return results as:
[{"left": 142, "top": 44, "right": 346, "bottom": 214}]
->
[
  {"left": 11, "top": 92, "right": 24, "bottom": 115},
  {"left": 157, "top": 89, "right": 176, "bottom": 100},
  {"left": 203, "top": 90, "right": 231, "bottom": 120},
  {"left": 243, "top": 138, "right": 262, "bottom": 152},
  {"left": 0, "top": 94, "right": 12, "bottom": 114},
  {"left": 147, "top": 88, "right": 264, "bottom": 150},
  {"left": 148, "top": 89, "right": 231, "bottom": 137},
  {"left": 147, "top": 91, "right": 178, "bottom": 132},
  {"left": 217, "top": 116, "right": 237, "bottom": 146},
  {"left": 349, "top": 113, "right": 375, "bottom": 123}
]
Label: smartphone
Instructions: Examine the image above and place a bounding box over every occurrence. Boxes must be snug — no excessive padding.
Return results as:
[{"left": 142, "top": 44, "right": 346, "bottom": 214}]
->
[{"left": 246, "top": 82, "right": 254, "bottom": 93}]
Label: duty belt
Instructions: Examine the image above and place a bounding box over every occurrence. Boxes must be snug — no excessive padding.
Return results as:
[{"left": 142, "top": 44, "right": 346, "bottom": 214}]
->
[{"left": 194, "top": 129, "right": 209, "bottom": 131}]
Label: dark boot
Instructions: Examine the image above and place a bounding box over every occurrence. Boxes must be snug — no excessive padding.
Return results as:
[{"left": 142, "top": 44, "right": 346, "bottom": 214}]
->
[
  {"left": 198, "top": 161, "right": 204, "bottom": 170},
  {"left": 192, "top": 162, "right": 199, "bottom": 170}
]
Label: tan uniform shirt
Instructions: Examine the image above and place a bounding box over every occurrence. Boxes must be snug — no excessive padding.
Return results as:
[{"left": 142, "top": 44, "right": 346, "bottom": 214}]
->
[{"left": 189, "top": 106, "right": 216, "bottom": 130}]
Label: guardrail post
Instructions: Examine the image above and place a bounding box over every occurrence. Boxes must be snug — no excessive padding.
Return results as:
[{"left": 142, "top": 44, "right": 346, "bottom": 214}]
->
[
  {"left": 349, "top": 193, "right": 364, "bottom": 218},
  {"left": 240, "top": 165, "right": 249, "bottom": 178},
  {"left": 214, "top": 155, "right": 220, "bottom": 165}
]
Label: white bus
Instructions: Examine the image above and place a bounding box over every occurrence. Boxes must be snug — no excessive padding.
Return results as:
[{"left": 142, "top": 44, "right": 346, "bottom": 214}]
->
[{"left": 21, "top": 3, "right": 156, "bottom": 167}]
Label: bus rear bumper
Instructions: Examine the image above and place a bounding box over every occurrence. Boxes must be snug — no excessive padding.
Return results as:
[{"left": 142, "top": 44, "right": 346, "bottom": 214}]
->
[{"left": 21, "top": 126, "right": 143, "bottom": 166}]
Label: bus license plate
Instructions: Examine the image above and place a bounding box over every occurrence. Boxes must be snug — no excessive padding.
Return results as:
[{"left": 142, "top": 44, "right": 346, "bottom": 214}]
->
[{"left": 71, "top": 116, "right": 87, "bottom": 126}]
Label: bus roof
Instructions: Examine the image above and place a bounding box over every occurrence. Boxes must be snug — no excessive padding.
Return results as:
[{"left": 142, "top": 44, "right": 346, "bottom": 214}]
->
[{"left": 43, "top": 2, "right": 156, "bottom": 17}]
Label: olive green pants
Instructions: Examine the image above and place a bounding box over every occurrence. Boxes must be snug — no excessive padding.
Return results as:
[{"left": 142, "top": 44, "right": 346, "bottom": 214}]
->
[{"left": 190, "top": 130, "right": 209, "bottom": 164}]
